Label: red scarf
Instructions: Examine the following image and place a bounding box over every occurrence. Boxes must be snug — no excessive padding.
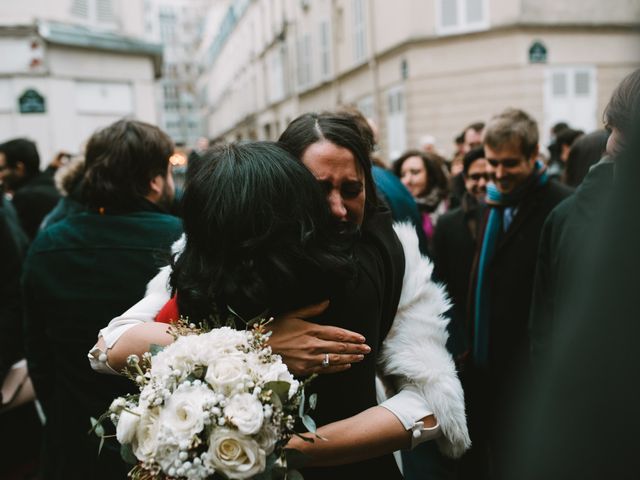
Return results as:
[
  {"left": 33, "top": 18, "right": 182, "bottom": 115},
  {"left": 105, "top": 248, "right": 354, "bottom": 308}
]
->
[{"left": 155, "top": 295, "right": 179, "bottom": 324}]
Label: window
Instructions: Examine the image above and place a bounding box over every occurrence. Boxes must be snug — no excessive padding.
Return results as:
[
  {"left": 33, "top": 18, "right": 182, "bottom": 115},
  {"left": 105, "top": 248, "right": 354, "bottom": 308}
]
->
[
  {"left": 296, "top": 34, "right": 313, "bottom": 90},
  {"left": 96, "top": 0, "right": 116, "bottom": 23},
  {"left": 544, "top": 66, "right": 597, "bottom": 144},
  {"left": 357, "top": 96, "right": 374, "bottom": 121},
  {"left": 269, "top": 46, "right": 286, "bottom": 103},
  {"left": 70, "top": 0, "right": 118, "bottom": 27},
  {"left": 71, "top": 0, "right": 89, "bottom": 18},
  {"left": 386, "top": 86, "right": 407, "bottom": 159},
  {"left": 436, "top": 0, "right": 488, "bottom": 35},
  {"left": 353, "top": 0, "right": 367, "bottom": 62},
  {"left": 319, "top": 20, "right": 331, "bottom": 80}
]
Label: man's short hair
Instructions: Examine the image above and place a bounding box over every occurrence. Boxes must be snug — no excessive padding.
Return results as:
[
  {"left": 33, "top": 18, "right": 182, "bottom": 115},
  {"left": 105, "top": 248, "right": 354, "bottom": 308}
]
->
[
  {"left": 555, "top": 128, "right": 584, "bottom": 148},
  {"left": 484, "top": 108, "right": 539, "bottom": 158},
  {"left": 465, "top": 122, "right": 485, "bottom": 135},
  {"left": 0, "top": 138, "right": 40, "bottom": 179},
  {"left": 463, "top": 146, "right": 486, "bottom": 175},
  {"left": 82, "top": 119, "right": 173, "bottom": 210},
  {"left": 604, "top": 68, "right": 640, "bottom": 136}
]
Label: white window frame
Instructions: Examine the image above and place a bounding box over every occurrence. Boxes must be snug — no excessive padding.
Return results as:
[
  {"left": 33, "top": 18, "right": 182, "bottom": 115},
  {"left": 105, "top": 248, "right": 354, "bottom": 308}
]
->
[
  {"left": 71, "top": 0, "right": 118, "bottom": 28},
  {"left": 319, "top": 20, "right": 332, "bottom": 81},
  {"left": 435, "top": 0, "right": 489, "bottom": 36},
  {"left": 268, "top": 46, "right": 286, "bottom": 103},
  {"left": 296, "top": 34, "right": 313, "bottom": 91},
  {"left": 386, "top": 85, "right": 407, "bottom": 160},
  {"left": 543, "top": 65, "right": 598, "bottom": 146},
  {"left": 353, "top": 0, "right": 367, "bottom": 63}
]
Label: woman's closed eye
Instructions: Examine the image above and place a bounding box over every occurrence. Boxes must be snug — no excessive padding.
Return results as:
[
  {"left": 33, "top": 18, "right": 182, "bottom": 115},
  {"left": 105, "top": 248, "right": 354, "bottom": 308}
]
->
[{"left": 341, "top": 182, "right": 363, "bottom": 199}]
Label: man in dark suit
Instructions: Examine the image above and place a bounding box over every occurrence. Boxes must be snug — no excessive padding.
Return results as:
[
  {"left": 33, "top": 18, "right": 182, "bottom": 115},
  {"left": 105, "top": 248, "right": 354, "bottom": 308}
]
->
[
  {"left": 459, "top": 109, "right": 572, "bottom": 480},
  {"left": 432, "top": 147, "right": 488, "bottom": 360},
  {"left": 22, "top": 120, "right": 183, "bottom": 480}
]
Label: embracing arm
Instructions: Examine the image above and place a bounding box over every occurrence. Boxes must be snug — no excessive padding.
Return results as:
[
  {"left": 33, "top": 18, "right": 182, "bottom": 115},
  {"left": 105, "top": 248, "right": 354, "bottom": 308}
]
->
[
  {"left": 90, "top": 266, "right": 371, "bottom": 375},
  {"left": 89, "top": 266, "right": 173, "bottom": 373},
  {"left": 287, "top": 406, "right": 437, "bottom": 467}
]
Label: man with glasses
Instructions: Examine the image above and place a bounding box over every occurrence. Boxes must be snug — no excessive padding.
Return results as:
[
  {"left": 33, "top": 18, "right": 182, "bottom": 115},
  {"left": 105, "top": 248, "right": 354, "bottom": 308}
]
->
[
  {"left": 459, "top": 109, "right": 571, "bottom": 480},
  {"left": 432, "top": 147, "right": 490, "bottom": 364}
]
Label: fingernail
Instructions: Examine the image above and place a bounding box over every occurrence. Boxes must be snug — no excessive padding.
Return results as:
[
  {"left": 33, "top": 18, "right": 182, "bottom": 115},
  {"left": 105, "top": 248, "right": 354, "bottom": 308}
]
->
[
  {"left": 358, "top": 336, "right": 366, "bottom": 343},
  {"left": 357, "top": 355, "right": 365, "bottom": 361},
  {"left": 363, "top": 345, "right": 371, "bottom": 353}
]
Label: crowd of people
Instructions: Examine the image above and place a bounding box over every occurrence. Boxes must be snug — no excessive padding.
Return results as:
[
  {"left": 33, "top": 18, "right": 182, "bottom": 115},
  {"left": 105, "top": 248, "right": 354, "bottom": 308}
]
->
[{"left": 0, "top": 68, "right": 638, "bottom": 480}]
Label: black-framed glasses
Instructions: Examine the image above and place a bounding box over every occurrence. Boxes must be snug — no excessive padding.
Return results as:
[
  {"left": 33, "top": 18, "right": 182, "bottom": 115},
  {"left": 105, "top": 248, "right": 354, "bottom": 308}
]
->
[{"left": 468, "top": 173, "right": 490, "bottom": 181}]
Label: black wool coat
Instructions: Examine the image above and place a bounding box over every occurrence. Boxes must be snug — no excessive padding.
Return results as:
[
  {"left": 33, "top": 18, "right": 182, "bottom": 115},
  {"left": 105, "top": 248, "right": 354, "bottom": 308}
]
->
[{"left": 470, "top": 180, "right": 572, "bottom": 399}]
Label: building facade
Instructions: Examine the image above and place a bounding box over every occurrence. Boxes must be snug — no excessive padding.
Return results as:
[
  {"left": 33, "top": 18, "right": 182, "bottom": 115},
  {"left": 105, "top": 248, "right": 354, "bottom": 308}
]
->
[
  {"left": 148, "top": 0, "right": 213, "bottom": 146},
  {"left": 0, "top": 0, "right": 161, "bottom": 163},
  {"left": 198, "top": 0, "right": 640, "bottom": 161}
]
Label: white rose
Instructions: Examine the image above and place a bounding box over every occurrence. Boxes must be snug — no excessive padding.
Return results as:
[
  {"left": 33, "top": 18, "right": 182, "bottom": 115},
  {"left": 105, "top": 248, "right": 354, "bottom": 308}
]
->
[
  {"left": 205, "top": 356, "right": 247, "bottom": 394},
  {"left": 201, "top": 327, "right": 249, "bottom": 353},
  {"left": 224, "top": 393, "right": 264, "bottom": 435},
  {"left": 256, "top": 424, "right": 279, "bottom": 455},
  {"left": 206, "top": 428, "right": 266, "bottom": 479},
  {"left": 159, "top": 384, "right": 215, "bottom": 441},
  {"left": 259, "top": 360, "right": 299, "bottom": 399},
  {"left": 116, "top": 407, "right": 141, "bottom": 444},
  {"left": 155, "top": 441, "right": 181, "bottom": 473},
  {"left": 132, "top": 407, "right": 161, "bottom": 462}
]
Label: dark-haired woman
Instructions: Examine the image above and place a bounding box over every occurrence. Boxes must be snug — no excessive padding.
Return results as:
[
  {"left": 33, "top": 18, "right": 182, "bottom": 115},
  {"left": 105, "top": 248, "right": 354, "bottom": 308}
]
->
[
  {"left": 92, "top": 135, "right": 468, "bottom": 476},
  {"left": 393, "top": 151, "right": 450, "bottom": 250}
]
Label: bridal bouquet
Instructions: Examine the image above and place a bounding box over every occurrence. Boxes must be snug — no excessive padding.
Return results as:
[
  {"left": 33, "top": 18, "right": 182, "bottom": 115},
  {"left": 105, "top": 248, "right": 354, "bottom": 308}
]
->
[{"left": 96, "top": 321, "right": 315, "bottom": 480}]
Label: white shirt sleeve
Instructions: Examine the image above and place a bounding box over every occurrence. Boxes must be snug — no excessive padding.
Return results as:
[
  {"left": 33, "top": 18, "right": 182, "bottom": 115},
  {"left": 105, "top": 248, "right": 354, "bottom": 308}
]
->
[
  {"left": 378, "top": 382, "right": 442, "bottom": 449},
  {"left": 87, "top": 265, "right": 172, "bottom": 374}
]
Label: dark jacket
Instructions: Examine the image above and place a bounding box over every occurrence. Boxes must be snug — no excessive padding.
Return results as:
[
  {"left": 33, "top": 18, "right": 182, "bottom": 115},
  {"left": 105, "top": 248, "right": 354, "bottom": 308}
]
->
[
  {"left": 470, "top": 180, "right": 572, "bottom": 396},
  {"left": 12, "top": 170, "right": 61, "bottom": 240},
  {"left": 0, "top": 197, "right": 28, "bottom": 380},
  {"left": 529, "top": 161, "right": 614, "bottom": 366},
  {"left": 302, "top": 206, "right": 405, "bottom": 480},
  {"left": 432, "top": 195, "right": 484, "bottom": 359},
  {"left": 22, "top": 204, "right": 183, "bottom": 480}
]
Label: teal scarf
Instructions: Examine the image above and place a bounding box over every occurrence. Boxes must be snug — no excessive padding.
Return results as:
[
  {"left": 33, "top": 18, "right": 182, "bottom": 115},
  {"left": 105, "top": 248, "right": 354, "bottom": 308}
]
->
[{"left": 473, "top": 161, "right": 549, "bottom": 367}]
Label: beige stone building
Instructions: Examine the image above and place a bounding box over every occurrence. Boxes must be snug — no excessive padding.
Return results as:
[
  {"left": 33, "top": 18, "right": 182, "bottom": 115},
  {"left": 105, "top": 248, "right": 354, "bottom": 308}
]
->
[
  {"left": 199, "top": 0, "right": 640, "bottom": 162},
  {"left": 0, "top": 0, "right": 161, "bottom": 163}
]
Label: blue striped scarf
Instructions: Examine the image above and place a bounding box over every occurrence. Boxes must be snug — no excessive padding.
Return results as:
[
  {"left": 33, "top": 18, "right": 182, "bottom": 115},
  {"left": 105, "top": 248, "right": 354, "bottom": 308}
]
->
[{"left": 473, "top": 161, "right": 548, "bottom": 367}]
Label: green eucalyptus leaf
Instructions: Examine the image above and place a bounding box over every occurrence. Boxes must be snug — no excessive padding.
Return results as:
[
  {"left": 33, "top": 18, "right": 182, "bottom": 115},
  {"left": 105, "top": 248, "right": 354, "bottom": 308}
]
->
[
  {"left": 301, "top": 414, "right": 316, "bottom": 433},
  {"left": 120, "top": 443, "right": 138, "bottom": 465},
  {"left": 264, "top": 381, "right": 290, "bottom": 404},
  {"left": 149, "top": 344, "right": 164, "bottom": 356},
  {"left": 298, "top": 389, "right": 306, "bottom": 418},
  {"left": 253, "top": 454, "right": 286, "bottom": 480},
  {"left": 98, "top": 435, "right": 105, "bottom": 455},
  {"left": 89, "top": 417, "right": 105, "bottom": 437},
  {"left": 308, "top": 393, "right": 317, "bottom": 410}
]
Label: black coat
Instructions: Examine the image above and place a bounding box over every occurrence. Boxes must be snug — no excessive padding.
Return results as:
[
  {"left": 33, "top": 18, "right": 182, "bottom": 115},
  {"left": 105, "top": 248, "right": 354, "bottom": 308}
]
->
[
  {"left": 22, "top": 205, "right": 183, "bottom": 480},
  {"left": 302, "top": 206, "right": 405, "bottom": 480},
  {"left": 471, "top": 180, "right": 572, "bottom": 399},
  {"left": 432, "top": 196, "right": 484, "bottom": 359},
  {"left": 529, "top": 161, "right": 614, "bottom": 366},
  {"left": 12, "top": 170, "right": 60, "bottom": 240}
]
